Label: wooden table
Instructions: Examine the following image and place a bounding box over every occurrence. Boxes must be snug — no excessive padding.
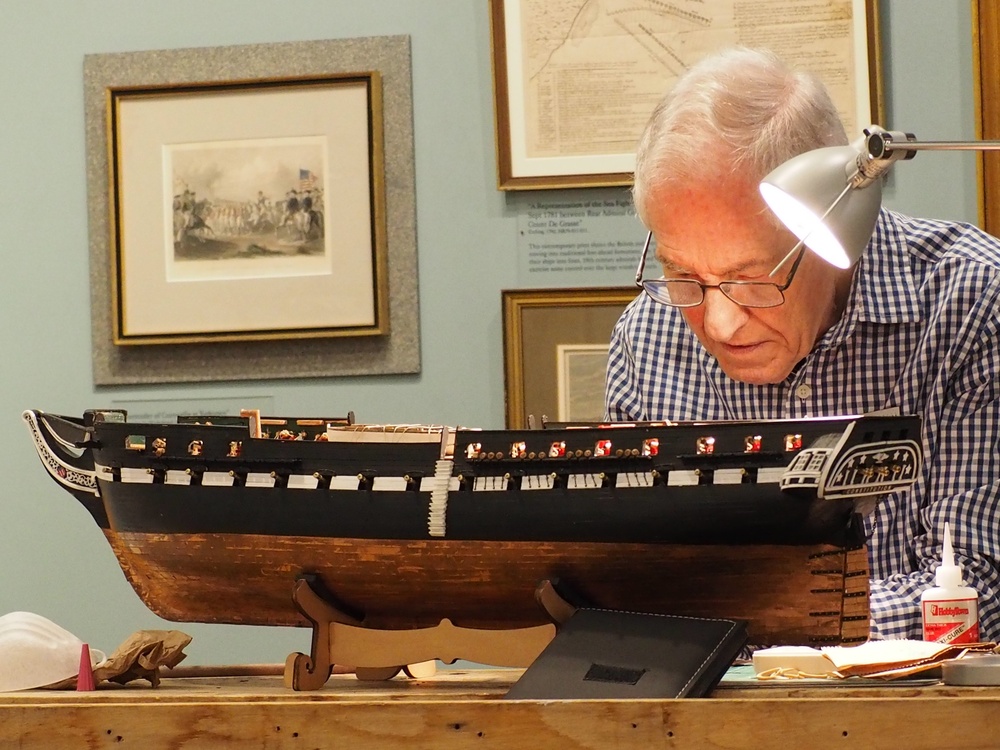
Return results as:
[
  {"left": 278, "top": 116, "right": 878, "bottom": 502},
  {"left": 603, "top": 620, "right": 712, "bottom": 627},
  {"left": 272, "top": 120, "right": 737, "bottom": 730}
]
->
[{"left": 2, "top": 668, "right": 998, "bottom": 749}]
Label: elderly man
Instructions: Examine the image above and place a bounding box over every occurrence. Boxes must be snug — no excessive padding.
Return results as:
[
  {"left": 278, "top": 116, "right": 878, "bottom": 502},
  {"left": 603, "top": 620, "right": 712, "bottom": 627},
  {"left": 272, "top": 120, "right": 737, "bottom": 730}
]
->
[{"left": 606, "top": 47, "right": 1000, "bottom": 641}]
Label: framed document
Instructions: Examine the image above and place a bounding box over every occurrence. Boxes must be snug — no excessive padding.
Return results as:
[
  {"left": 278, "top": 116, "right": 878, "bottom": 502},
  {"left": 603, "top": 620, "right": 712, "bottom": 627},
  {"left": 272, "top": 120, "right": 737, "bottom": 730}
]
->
[
  {"left": 490, "top": 0, "right": 883, "bottom": 190},
  {"left": 502, "top": 287, "right": 638, "bottom": 429}
]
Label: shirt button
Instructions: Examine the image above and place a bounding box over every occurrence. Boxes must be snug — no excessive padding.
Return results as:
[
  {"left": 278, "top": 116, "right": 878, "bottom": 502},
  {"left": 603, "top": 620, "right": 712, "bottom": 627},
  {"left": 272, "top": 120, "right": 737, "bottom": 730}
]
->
[{"left": 795, "top": 384, "right": 812, "bottom": 400}]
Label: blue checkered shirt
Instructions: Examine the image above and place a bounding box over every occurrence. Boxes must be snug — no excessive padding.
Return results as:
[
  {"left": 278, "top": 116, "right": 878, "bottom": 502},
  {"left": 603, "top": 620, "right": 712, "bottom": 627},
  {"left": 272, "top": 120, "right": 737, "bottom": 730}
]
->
[{"left": 606, "top": 209, "right": 1000, "bottom": 641}]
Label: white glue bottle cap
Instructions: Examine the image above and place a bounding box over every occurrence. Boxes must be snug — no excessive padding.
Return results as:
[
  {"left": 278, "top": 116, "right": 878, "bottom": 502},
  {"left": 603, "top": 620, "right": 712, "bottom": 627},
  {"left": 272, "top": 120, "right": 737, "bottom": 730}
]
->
[{"left": 936, "top": 522, "right": 964, "bottom": 588}]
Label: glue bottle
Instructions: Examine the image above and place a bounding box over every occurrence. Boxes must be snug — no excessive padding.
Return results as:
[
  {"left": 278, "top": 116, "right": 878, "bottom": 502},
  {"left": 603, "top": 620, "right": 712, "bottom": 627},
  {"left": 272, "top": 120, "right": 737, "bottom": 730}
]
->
[{"left": 921, "top": 522, "right": 980, "bottom": 644}]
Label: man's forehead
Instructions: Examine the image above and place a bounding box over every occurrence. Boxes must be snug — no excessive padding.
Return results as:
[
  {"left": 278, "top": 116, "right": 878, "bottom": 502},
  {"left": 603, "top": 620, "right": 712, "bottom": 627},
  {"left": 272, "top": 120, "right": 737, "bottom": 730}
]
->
[
  {"left": 648, "top": 190, "right": 793, "bottom": 274},
  {"left": 653, "top": 232, "right": 782, "bottom": 276}
]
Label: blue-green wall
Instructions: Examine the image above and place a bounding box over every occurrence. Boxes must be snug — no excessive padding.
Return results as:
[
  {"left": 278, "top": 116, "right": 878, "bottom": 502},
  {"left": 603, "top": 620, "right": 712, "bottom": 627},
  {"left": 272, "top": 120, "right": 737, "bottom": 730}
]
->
[{"left": 0, "top": 1, "right": 980, "bottom": 664}]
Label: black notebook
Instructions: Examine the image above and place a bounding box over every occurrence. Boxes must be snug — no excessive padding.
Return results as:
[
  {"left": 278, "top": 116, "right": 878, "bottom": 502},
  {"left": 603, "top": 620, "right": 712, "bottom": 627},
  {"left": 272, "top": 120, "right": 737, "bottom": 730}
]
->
[{"left": 504, "top": 608, "right": 748, "bottom": 700}]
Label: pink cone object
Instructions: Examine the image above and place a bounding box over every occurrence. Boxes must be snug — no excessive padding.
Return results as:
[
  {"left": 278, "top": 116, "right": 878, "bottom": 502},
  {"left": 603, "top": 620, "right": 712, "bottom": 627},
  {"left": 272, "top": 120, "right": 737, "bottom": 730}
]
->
[{"left": 76, "top": 643, "right": 96, "bottom": 691}]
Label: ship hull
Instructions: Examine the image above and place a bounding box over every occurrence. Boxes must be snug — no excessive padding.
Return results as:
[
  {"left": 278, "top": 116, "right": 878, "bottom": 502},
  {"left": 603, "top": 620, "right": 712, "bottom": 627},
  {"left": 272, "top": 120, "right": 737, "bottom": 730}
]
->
[{"left": 103, "top": 530, "right": 870, "bottom": 644}]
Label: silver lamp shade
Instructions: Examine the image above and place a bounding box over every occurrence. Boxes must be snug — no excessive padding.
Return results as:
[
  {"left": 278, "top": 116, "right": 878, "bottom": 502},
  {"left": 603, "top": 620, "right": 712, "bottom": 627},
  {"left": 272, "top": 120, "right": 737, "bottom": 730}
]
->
[{"left": 759, "top": 144, "right": 883, "bottom": 269}]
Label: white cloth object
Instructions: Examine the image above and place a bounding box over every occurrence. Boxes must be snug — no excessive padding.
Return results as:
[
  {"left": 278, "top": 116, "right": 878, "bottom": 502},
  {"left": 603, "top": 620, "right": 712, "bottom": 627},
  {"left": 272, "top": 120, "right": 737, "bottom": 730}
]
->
[{"left": 0, "top": 611, "right": 105, "bottom": 692}]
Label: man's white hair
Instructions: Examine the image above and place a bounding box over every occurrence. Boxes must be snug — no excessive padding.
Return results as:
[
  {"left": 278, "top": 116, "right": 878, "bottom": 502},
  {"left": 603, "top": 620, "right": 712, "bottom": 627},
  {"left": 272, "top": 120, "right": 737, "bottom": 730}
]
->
[{"left": 633, "top": 47, "right": 849, "bottom": 227}]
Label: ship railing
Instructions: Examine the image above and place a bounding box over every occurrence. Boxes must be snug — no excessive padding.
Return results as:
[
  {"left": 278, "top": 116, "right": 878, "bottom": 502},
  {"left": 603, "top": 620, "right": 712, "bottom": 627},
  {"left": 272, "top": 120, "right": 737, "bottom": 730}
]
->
[{"left": 325, "top": 423, "right": 456, "bottom": 451}]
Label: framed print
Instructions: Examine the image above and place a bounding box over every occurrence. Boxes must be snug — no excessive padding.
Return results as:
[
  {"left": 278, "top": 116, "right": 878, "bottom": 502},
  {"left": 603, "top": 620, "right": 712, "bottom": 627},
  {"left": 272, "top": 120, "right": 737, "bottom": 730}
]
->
[
  {"left": 490, "top": 0, "right": 883, "bottom": 190},
  {"left": 975, "top": 0, "right": 1000, "bottom": 236},
  {"left": 110, "top": 74, "right": 387, "bottom": 345},
  {"left": 502, "top": 287, "right": 638, "bottom": 429},
  {"left": 84, "top": 37, "right": 420, "bottom": 384},
  {"left": 556, "top": 343, "right": 613, "bottom": 422}
]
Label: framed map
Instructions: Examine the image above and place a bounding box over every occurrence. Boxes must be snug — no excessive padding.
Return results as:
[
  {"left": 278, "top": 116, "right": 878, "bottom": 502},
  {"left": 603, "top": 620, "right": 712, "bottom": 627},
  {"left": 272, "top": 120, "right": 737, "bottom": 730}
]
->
[{"left": 490, "top": 0, "right": 883, "bottom": 190}]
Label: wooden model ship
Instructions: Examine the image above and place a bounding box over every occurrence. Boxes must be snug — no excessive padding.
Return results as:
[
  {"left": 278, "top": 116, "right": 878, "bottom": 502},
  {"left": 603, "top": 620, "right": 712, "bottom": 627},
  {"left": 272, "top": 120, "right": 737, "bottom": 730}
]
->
[{"left": 24, "top": 408, "right": 920, "bottom": 687}]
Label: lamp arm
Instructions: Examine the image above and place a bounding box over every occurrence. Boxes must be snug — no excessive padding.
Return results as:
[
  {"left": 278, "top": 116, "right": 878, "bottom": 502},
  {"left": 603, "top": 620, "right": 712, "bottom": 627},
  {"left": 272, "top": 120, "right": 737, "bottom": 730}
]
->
[
  {"left": 891, "top": 140, "right": 1000, "bottom": 151},
  {"left": 855, "top": 126, "right": 1000, "bottom": 188}
]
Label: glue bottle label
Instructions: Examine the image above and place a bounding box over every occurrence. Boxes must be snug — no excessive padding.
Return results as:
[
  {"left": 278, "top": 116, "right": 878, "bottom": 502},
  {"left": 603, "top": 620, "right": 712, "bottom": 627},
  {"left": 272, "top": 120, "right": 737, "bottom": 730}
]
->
[{"left": 921, "top": 597, "right": 980, "bottom": 643}]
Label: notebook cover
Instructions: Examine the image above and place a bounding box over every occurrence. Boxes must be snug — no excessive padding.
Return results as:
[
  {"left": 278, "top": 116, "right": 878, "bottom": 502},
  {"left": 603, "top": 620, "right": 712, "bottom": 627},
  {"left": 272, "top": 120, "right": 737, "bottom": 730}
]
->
[{"left": 504, "top": 608, "right": 748, "bottom": 700}]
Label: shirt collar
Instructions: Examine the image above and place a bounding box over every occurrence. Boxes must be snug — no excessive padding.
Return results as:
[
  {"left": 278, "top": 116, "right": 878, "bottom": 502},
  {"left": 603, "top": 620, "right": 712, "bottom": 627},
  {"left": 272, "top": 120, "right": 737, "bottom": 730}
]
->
[
  {"left": 806, "top": 209, "right": 921, "bottom": 356},
  {"left": 841, "top": 208, "right": 922, "bottom": 325},
  {"left": 852, "top": 208, "right": 920, "bottom": 323}
]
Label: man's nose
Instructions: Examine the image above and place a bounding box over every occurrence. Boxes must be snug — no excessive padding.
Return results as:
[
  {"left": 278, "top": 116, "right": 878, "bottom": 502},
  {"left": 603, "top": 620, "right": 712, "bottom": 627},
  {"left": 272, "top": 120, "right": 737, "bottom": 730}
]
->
[{"left": 701, "top": 288, "right": 749, "bottom": 341}]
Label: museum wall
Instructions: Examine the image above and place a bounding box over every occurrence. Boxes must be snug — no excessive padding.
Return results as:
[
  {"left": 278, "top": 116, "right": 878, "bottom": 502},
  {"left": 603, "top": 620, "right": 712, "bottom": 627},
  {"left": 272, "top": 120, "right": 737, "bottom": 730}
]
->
[{"left": 0, "top": 1, "right": 980, "bottom": 664}]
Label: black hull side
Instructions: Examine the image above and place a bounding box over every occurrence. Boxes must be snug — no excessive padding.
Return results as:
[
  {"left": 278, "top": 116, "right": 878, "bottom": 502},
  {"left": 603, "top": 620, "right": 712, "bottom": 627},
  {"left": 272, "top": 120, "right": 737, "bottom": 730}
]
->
[{"left": 98, "top": 480, "right": 864, "bottom": 547}]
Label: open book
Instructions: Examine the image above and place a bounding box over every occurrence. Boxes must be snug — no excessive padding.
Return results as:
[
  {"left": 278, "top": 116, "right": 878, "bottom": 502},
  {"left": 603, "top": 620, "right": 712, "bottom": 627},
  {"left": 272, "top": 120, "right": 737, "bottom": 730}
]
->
[{"left": 754, "top": 640, "right": 996, "bottom": 679}]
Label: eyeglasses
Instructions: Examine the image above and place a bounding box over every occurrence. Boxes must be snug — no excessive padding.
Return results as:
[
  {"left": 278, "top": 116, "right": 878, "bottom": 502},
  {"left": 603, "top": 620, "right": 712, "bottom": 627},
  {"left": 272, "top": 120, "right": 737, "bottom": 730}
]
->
[{"left": 633, "top": 231, "right": 806, "bottom": 308}]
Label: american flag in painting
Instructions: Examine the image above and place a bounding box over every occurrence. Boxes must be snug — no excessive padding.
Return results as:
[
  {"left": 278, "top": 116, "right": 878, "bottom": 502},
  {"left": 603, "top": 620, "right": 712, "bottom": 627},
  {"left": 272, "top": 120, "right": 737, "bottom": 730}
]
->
[{"left": 299, "top": 168, "right": 318, "bottom": 191}]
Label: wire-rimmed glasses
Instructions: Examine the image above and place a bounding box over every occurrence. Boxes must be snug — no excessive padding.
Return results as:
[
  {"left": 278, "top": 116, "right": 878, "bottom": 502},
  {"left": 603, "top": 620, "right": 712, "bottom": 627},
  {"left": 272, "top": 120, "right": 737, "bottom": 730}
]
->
[{"left": 633, "top": 231, "right": 806, "bottom": 308}]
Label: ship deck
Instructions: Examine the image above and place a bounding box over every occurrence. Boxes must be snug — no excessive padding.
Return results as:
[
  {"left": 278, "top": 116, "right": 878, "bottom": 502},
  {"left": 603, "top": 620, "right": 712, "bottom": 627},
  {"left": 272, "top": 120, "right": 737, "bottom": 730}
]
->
[{"left": 3, "top": 667, "right": 999, "bottom": 749}]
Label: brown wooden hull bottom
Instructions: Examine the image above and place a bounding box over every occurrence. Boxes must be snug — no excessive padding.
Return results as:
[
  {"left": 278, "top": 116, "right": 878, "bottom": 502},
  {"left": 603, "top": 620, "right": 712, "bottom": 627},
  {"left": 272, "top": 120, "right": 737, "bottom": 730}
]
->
[{"left": 104, "top": 530, "right": 869, "bottom": 645}]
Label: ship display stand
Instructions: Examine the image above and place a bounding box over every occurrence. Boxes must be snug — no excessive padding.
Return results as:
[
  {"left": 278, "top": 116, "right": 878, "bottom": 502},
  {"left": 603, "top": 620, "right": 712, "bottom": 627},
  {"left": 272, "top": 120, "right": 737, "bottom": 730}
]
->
[{"left": 284, "top": 575, "right": 560, "bottom": 689}]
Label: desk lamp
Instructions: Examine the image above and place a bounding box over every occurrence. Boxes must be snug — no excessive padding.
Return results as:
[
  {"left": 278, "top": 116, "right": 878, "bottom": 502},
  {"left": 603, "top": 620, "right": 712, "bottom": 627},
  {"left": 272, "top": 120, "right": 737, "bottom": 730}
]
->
[{"left": 759, "top": 125, "right": 1000, "bottom": 272}]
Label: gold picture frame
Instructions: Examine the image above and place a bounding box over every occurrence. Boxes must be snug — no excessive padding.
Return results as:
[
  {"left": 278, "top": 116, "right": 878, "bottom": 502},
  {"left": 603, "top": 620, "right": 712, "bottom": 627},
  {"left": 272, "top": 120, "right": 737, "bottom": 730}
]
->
[
  {"left": 502, "top": 287, "right": 638, "bottom": 429},
  {"left": 975, "top": 0, "right": 1000, "bottom": 236},
  {"left": 109, "top": 73, "right": 388, "bottom": 346},
  {"left": 490, "top": 0, "right": 883, "bottom": 190},
  {"left": 84, "top": 37, "right": 420, "bottom": 385}
]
